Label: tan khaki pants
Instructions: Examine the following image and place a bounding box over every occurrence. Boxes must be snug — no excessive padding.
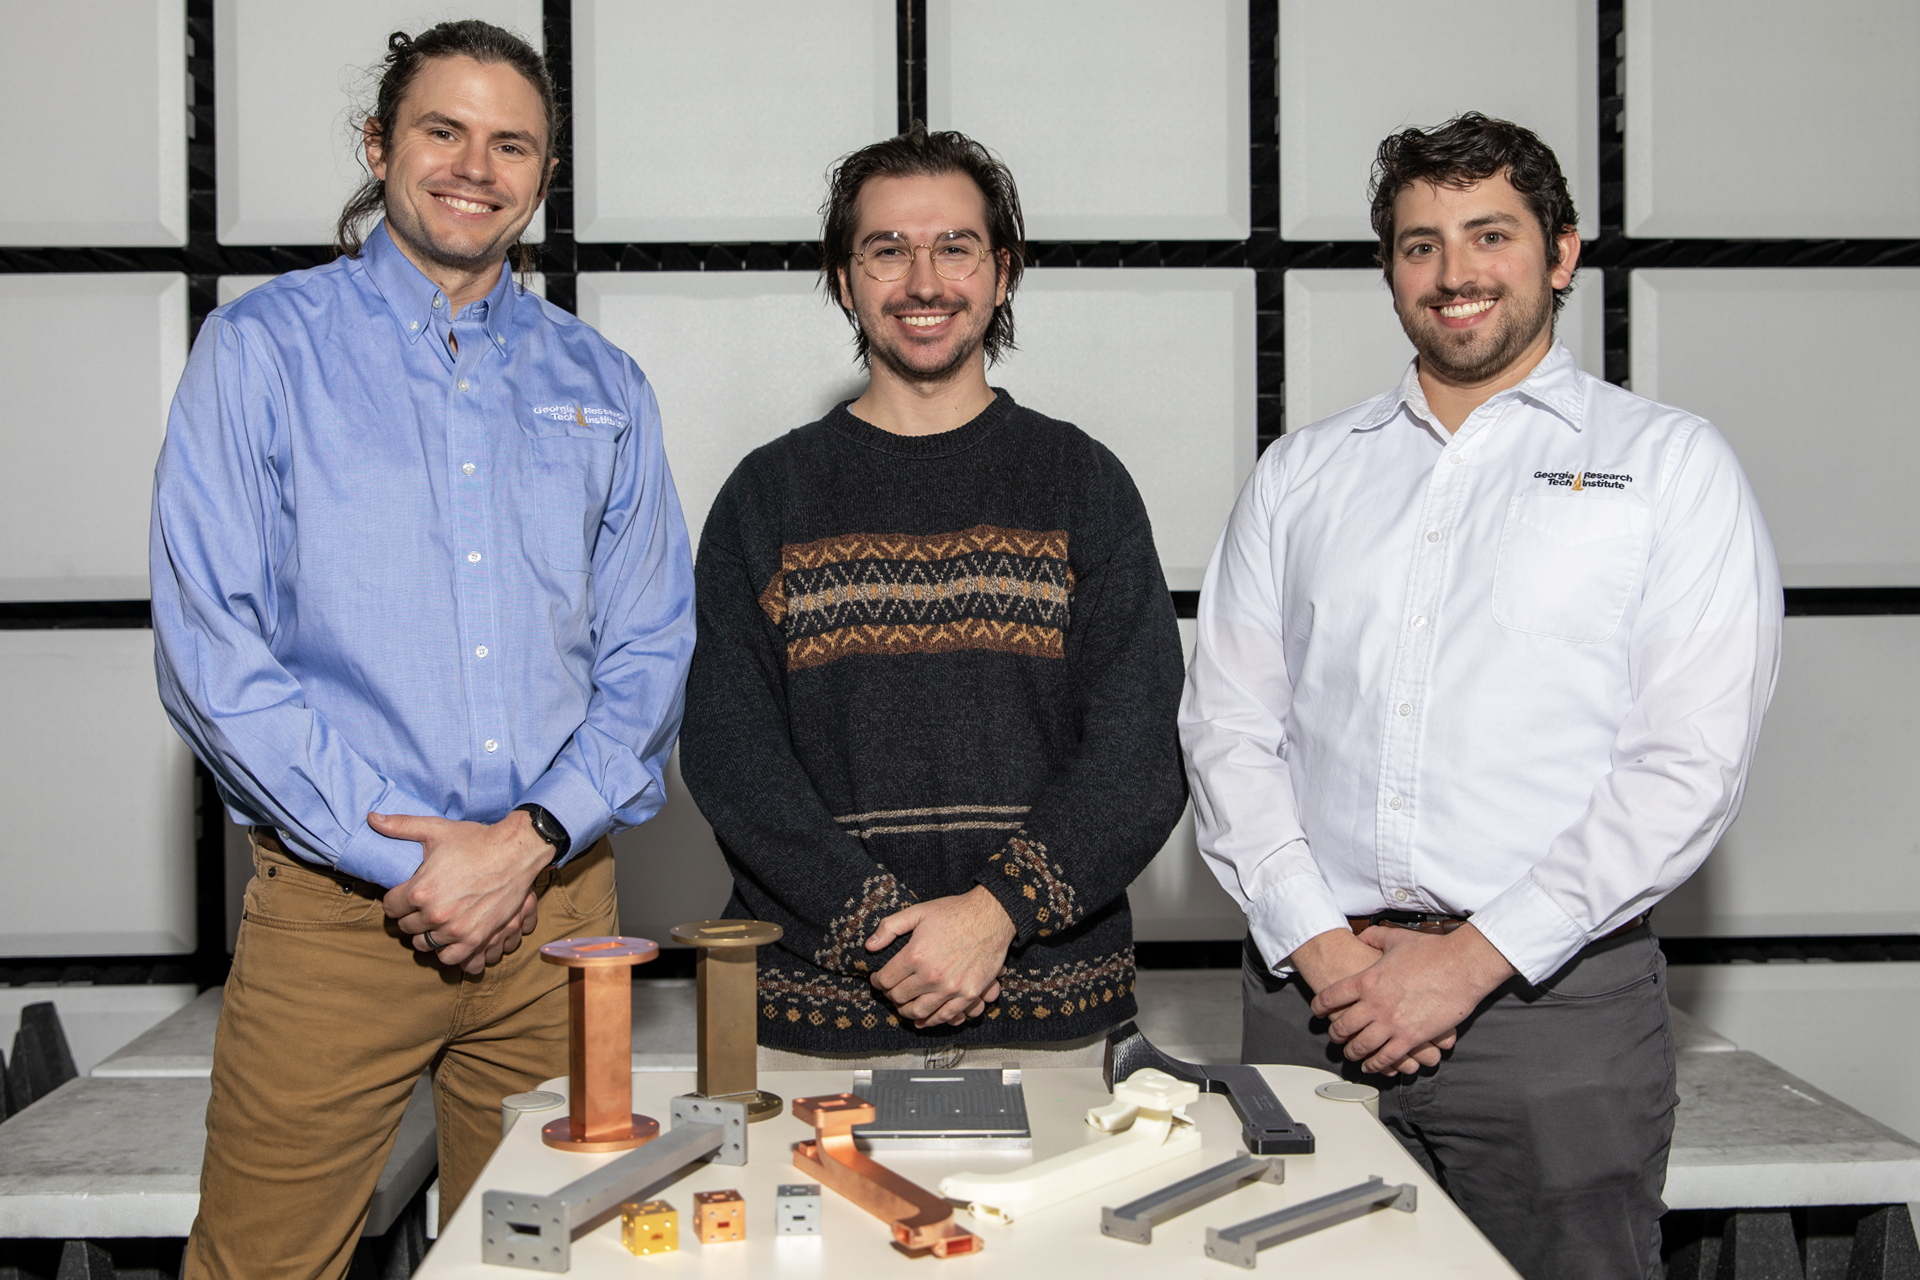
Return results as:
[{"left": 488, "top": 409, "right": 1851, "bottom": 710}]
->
[{"left": 183, "top": 833, "right": 618, "bottom": 1280}]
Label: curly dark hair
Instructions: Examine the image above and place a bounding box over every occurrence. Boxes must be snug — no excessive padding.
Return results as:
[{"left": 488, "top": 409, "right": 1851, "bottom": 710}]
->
[
  {"left": 1368, "top": 112, "right": 1580, "bottom": 314},
  {"left": 819, "top": 126, "right": 1027, "bottom": 366},
  {"left": 334, "top": 20, "right": 561, "bottom": 278}
]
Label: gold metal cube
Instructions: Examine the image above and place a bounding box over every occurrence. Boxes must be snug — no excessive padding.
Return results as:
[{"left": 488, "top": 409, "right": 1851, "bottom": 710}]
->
[
  {"left": 693, "top": 1189, "right": 745, "bottom": 1243},
  {"left": 620, "top": 1198, "right": 677, "bottom": 1256}
]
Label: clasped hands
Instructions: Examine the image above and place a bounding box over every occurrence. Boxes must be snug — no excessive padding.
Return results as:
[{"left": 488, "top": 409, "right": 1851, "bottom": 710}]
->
[
  {"left": 1293, "top": 923, "right": 1517, "bottom": 1076},
  {"left": 864, "top": 884, "right": 1016, "bottom": 1029},
  {"left": 371, "top": 810, "right": 553, "bottom": 975}
]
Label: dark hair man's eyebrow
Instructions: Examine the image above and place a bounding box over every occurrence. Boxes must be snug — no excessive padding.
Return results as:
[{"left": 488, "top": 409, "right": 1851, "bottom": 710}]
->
[{"left": 1396, "top": 210, "right": 1525, "bottom": 248}]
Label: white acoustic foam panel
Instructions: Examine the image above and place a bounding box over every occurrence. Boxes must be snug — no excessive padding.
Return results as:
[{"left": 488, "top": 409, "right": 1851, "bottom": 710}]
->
[
  {"left": 1625, "top": 0, "right": 1920, "bottom": 238},
  {"left": 1278, "top": 0, "right": 1598, "bottom": 242},
  {"left": 1669, "top": 964, "right": 1920, "bottom": 1145},
  {"left": 0, "top": 0, "right": 187, "bottom": 246},
  {"left": 1654, "top": 616, "right": 1920, "bottom": 939},
  {"left": 1631, "top": 268, "right": 1920, "bottom": 588},
  {"left": 573, "top": 0, "right": 895, "bottom": 243},
  {"left": 0, "top": 631, "right": 198, "bottom": 956},
  {"left": 218, "top": 272, "right": 544, "bottom": 305},
  {"left": 0, "top": 987, "right": 197, "bottom": 1078},
  {"left": 215, "top": 0, "right": 545, "bottom": 245},
  {"left": 1284, "top": 268, "right": 1604, "bottom": 429},
  {"left": 0, "top": 274, "right": 187, "bottom": 601},
  {"left": 574, "top": 273, "right": 864, "bottom": 546},
  {"left": 992, "top": 268, "right": 1256, "bottom": 592},
  {"left": 926, "top": 0, "right": 1250, "bottom": 241}
]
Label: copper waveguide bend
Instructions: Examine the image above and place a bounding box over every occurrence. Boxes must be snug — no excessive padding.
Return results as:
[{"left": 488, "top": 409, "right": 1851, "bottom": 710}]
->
[
  {"left": 669, "top": 919, "right": 784, "bottom": 1122},
  {"left": 791, "top": 1093, "right": 983, "bottom": 1258},
  {"left": 538, "top": 936, "right": 660, "bottom": 1152}
]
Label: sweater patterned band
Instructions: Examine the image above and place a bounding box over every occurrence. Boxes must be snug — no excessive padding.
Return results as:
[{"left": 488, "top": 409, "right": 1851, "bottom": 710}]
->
[{"left": 757, "top": 524, "right": 1073, "bottom": 671}]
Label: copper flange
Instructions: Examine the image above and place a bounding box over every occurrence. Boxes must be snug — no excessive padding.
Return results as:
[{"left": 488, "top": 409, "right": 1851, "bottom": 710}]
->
[
  {"left": 539, "top": 936, "right": 660, "bottom": 1152},
  {"left": 791, "top": 1093, "right": 982, "bottom": 1258},
  {"left": 670, "top": 920, "right": 784, "bottom": 1123}
]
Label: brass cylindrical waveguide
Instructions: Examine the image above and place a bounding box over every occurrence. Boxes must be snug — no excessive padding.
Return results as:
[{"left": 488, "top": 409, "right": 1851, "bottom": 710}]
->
[
  {"left": 538, "top": 936, "right": 661, "bottom": 1152},
  {"left": 670, "top": 920, "right": 783, "bottom": 1122}
]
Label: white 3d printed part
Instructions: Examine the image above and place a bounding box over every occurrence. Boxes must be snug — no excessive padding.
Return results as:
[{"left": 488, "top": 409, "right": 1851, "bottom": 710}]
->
[{"left": 936, "top": 1068, "right": 1203, "bottom": 1224}]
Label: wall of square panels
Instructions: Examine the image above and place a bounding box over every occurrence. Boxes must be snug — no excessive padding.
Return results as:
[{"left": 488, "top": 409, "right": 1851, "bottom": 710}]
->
[
  {"left": 0, "top": 631, "right": 197, "bottom": 957},
  {"left": 574, "top": 273, "right": 866, "bottom": 545},
  {"left": 3, "top": 1, "right": 1918, "bottom": 980},
  {"left": 1277, "top": 0, "right": 1599, "bottom": 242},
  {"left": 1283, "top": 268, "right": 1604, "bottom": 428},
  {"left": 1654, "top": 617, "right": 1920, "bottom": 939},
  {"left": 0, "top": 0, "right": 187, "bottom": 247},
  {"left": 992, "top": 269, "right": 1257, "bottom": 591},
  {"left": 0, "top": 274, "right": 187, "bottom": 602},
  {"left": 573, "top": 0, "right": 895, "bottom": 243},
  {"left": 214, "top": 0, "right": 545, "bottom": 245},
  {"left": 927, "top": 0, "right": 1250, "bottom": 241},
  {"left": 1625, "top": 0, "right": 1920, "bottom": 238},
  {"left": 1631, "top": 269, "right": 1920, "bottom": 589}
]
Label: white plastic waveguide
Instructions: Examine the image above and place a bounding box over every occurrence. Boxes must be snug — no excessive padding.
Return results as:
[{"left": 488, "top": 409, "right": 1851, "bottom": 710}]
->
[{"left": 936, "top": 1068, "right": 1204, "bottom": 1224}]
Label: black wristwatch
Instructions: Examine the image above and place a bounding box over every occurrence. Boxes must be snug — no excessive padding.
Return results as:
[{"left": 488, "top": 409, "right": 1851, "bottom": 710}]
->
[{"left": 514, "top": 803, "right": 571, "bottom": 862}]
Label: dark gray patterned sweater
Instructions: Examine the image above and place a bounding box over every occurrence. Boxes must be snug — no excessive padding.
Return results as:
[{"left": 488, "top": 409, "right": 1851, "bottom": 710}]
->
[{"left": 679, "top": 390, "right": 1188, "bottom": 1053}]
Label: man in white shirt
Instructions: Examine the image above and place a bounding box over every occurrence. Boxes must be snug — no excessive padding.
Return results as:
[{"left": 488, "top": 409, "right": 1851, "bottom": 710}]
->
[{"left": 1178, "top": 113, "right": 1781, "bottom": 1279}]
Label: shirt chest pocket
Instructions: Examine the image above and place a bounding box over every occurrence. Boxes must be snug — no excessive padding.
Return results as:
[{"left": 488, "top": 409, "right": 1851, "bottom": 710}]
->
[
  {"left": 520, "top": 434, "right": 616, "bottom": 574},
  {"left": 1491, "top": 494, "right": 1650, "bottom": 643}
]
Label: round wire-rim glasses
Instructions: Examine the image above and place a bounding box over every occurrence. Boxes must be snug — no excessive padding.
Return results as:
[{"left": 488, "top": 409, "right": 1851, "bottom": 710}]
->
[{"left": 853, "top": 230, "right": 991, "bottom": 282}]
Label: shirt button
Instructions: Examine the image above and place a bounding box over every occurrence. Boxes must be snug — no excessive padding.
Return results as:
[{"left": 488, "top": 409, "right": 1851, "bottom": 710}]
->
[
  {"left": 1426, "top": 530, "right": 1442, "bottom": 543},
  {"left": 1388, "top": 796, "right": 1403, "bottom": 811},
  {"left": 484, "top": 739, "right": 498, "bottom": 753},
  {"left": 1448, "top": 453, "right": 1463, "bottom": 466},
  {"left": 1411, "top": 615, "right": 1427, "bottom": 629},
  {"left": 475, "top": 645, "right": 489, "bottom": 658},
  {"left": 467, "top": 551, "right": 481, "bottom": 563},
  {"left": 432, "top": 296, "right": 444, "bottom": 310},
  {"left": 462, "top": 462, "right": 476, "bottom": 475},
  {"left": 458, "top": 379, "right": 469, "bottom": 392},
  {"left": 1393, "top": 888, "right": 1410, "bottom": 903},
  {"left": 1398, "top": 703, "right": 1413, "bottom": 716},
  {"left": 408, "top": 321, "right": 418, "bottom": 331}
]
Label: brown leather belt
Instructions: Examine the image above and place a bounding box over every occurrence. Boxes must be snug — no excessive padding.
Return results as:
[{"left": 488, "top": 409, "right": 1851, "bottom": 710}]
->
[{"left": 1348, "top": 910, "right": 1649, "bottom": 941}]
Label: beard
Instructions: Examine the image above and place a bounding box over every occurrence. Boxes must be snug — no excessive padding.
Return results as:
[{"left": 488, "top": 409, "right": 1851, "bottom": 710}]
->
[
  {"left": 862, "top": 299, "right": 991, "bottom": 386},
  {"left": 384, "top": 185, "right": 527, "bottom": 275},
  {"left": 1397, "top": 276, "right": 1555, "bottom": 385}
]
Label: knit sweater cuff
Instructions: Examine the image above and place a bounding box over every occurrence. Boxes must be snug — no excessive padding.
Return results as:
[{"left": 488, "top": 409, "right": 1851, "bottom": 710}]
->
[{"left": 977, "top": 833, "right": 1081, "bottom": 947}]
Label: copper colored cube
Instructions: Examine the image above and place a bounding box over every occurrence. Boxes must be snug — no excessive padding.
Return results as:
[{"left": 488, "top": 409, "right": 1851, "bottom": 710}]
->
[
  {"left": 693, "top": 1189, "right": 745, "bottom": 1243},
  {"left": 620, "top": 1199, "right": 677, "bottom": 1255}
]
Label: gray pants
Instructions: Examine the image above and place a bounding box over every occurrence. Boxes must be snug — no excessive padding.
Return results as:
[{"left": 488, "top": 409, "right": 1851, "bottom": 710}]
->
[{"left": 1242, "top": 926, "right": 1676, "bottom": 1280}]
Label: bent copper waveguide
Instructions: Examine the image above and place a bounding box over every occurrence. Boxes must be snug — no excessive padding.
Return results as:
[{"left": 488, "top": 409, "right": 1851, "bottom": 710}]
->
[
  {"left": 538, "top": 936, "right": 660, "bottom": 1152},
  {"left": 791, "top": 1093, "right": 983, "bottom": 1258},
  {"left": 669, "top": 919, "right": 784, "bottom": 1122},
  {"left": 1104, "top": 1021, "right": 1316, "bottom": 1154}
]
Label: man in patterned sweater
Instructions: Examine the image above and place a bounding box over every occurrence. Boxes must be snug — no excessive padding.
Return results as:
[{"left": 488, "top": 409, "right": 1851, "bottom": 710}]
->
[{"left": 681, "top": 128, "right": 1187, "bottom": 1065}]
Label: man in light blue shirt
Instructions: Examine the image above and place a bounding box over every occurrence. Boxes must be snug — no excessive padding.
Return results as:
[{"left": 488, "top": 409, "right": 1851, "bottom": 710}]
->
[{"left": 149, "top": 22, "right": 693, "bottom": 1277}]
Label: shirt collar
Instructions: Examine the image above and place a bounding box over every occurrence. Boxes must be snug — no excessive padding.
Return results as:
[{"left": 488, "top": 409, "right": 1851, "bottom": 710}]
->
[
  {"left": 1355, "top": 339, "right": 1587, "bottom": 436},
  {"left": 361, "top": 220, "right": 519, "bottom": 351}
]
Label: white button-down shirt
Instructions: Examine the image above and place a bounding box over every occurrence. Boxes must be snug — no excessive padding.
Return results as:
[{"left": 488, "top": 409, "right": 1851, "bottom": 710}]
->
[{"left": 1179, "top": 344, "right": 1783, "bottom": 983}]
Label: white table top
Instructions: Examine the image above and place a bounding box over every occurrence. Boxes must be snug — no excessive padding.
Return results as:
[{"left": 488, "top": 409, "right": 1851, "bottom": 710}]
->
[{"left": 418, "top": 1066, "right": 1519, "bottom": 1278}]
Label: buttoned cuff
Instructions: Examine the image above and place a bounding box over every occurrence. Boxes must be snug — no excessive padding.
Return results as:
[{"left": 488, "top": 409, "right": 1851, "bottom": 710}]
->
[
  {"left": 1465, "top": 874, "right": 1590, "bottom": 986},
  {"left": 335, "top": 787, "right": 442, "bottom": 888},
  {"left": 1245, "top": 859, "right": 1350, "bottom": 979},
  {"left": 519, "top": 767, "right": 616, "bottom": 867}
]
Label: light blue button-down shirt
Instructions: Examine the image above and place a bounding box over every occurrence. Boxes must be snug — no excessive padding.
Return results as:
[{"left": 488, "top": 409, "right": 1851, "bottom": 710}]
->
[{"left": 151, "top": 222, "right": 695, "bottom": 887}]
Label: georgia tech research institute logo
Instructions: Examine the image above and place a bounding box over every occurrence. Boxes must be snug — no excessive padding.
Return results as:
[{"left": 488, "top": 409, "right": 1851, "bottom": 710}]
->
[
  {"left": 532, "top": 402, "right": 629, "bottom": 429},
  {"left": 1535, "top": 468, "right": 1634, "bottom": 491}
]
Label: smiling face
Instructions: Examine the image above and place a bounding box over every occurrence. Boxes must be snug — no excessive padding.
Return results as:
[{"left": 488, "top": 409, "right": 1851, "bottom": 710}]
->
[
  {"left": 1388, "top": 171, "right": 1579, "bottom": 389},
  {"left": 836, "top": 171, "right": 1009, "bottom": 388},
  {"left": 365, "top": 54, "right": 553, "bottom": 285}
]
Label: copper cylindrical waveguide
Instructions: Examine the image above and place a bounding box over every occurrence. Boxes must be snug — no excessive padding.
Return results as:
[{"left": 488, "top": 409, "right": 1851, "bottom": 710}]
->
[
  {"left": 538, "top": 936, "right": 660, "bottom": 1152},
  {"left": 669, "top": 919, "right": 783, "bottom": 1122}
]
